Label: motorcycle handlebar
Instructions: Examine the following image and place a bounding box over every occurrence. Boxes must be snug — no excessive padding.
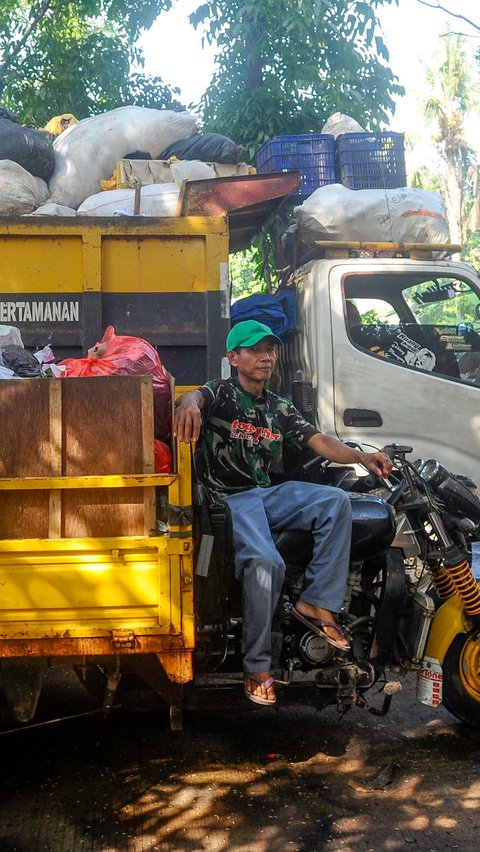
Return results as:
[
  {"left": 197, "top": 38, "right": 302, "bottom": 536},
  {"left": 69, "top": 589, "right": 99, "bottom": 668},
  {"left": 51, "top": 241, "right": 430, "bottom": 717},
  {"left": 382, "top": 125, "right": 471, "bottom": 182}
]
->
[{"left": 381, "top": 444, "right": 414, "bottom": 462}]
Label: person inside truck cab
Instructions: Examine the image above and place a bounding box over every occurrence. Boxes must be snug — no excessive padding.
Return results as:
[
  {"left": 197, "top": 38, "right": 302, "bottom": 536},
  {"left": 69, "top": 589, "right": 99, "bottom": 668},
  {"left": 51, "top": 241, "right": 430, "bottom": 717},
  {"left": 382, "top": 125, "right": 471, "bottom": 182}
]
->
[
  {"left": 173, "top": 320, "right": 392, "bottom": 707},
  {"left": 345, "top": 299, "right": 458, "bottom": 378}
]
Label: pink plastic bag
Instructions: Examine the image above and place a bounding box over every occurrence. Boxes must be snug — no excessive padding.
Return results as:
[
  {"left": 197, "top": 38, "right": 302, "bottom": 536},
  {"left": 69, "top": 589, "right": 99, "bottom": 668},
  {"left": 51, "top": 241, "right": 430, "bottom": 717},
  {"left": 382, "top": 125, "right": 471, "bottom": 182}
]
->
[{"left": 58, "top": 325, "right": 172, "bottom": 439}]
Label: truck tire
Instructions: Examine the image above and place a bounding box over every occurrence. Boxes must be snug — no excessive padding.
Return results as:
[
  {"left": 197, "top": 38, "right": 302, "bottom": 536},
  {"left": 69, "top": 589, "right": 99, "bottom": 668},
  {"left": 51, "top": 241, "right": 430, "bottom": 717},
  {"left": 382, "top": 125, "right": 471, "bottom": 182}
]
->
[{"left": 442, "top": 630, "right": 480, "bottom": 727}]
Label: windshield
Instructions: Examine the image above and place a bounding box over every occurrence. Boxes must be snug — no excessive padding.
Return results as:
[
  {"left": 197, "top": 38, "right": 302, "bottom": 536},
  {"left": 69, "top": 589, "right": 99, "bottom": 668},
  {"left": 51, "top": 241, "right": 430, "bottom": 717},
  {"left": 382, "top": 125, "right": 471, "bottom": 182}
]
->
[
  {"left": 344, "top": 271, "right": 480, "bottom": 384},
  {"left": 404, "top": 278, "right": 480, "bottom": 332}
]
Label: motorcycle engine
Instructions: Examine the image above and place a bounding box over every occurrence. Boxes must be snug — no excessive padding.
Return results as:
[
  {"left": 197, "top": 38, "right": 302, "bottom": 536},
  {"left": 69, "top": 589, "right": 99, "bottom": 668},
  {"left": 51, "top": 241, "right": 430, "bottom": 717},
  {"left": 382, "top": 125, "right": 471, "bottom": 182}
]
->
[
  {"left": 280, "top": 625, "right": 334, "bottom": 672},
  {"left": 298, "top": 629, "right": 332, "bottom": 665}
]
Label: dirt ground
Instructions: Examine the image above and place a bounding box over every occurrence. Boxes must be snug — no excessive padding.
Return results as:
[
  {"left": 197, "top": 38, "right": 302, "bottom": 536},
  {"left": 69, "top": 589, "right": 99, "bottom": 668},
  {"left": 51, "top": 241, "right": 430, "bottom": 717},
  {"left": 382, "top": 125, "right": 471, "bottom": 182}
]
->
[{"left": 0, "top": 667, "right": 479, "bottom": 852}]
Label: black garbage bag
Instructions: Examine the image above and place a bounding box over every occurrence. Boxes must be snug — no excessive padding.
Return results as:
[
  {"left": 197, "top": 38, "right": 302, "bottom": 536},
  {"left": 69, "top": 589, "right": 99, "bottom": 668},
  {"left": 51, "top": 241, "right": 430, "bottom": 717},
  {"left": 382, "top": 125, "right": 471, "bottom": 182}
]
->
[
  {"left": 159, "top": 133, "right": 244, "bottom": 164},
  {"left": 1, "top": 346, "right": 42, "bottom": 378},
  {"left": 0, "top": 118, "right": 55, "bottom": 181},
  {"left": 0, "top": 105, "right": 19, "bottom": 123},
  {"left": 123, "top": 150, "right": 152, "bottom": 160}
]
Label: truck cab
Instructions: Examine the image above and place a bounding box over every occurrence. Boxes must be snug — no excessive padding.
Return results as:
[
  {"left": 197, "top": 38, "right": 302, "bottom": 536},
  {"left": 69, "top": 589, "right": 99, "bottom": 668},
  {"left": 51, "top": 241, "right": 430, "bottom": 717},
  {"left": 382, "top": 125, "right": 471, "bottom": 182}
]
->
[{"left": 284, "top": 243, "right": 480, "bottom": 483}]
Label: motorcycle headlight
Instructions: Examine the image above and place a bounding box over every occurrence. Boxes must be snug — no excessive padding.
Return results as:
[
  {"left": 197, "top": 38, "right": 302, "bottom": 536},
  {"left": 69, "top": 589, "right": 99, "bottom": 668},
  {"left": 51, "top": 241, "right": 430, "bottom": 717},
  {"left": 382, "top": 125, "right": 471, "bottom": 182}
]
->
[
  {"left": 421, "top": 459, "right": 450, "bottom": 488},
  {"left": 422, "top": 459, "right": 480, "bottom": 525}
]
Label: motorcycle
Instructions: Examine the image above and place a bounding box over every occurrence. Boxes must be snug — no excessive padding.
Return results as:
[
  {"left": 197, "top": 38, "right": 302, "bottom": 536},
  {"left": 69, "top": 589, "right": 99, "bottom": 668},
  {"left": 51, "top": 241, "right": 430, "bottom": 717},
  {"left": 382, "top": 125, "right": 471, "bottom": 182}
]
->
[{"left": 194, "top": 444, "right": 480, "bottom": 727}]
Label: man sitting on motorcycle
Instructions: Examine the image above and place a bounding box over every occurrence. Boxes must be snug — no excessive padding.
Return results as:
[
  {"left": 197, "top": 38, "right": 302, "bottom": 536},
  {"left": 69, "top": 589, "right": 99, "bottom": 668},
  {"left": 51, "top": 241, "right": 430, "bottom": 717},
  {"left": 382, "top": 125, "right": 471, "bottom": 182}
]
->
[{"left": 173, "top": 320, "right": 392, "bottom": 707}]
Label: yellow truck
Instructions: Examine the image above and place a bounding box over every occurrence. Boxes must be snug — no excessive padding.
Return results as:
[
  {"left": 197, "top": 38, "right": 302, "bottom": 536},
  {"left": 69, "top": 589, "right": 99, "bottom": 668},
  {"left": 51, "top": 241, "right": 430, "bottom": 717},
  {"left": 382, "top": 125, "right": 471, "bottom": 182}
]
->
[
  {"left": 0, "top": 174, "right": 298, "bottom": 728},
  {"left": 2, "top": 172, "right": 480, "bottom": 730}
]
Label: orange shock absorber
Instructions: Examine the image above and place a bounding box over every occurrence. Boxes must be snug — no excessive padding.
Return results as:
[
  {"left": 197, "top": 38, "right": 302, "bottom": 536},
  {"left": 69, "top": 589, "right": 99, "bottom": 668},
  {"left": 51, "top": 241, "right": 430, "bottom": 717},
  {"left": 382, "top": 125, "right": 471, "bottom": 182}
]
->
[
  {"left": 431, "top": 563, "right": 457, "bottom": 601},
  {"left": 446, "top": 558, "right": 480, "bottom": 616}
]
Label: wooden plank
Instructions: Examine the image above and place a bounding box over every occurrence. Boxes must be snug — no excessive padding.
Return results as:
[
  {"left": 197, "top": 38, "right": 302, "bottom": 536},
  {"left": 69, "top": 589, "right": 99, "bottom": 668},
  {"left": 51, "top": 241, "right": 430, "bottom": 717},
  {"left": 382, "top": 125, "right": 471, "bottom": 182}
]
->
[
  {"left": 61, "top": 376, "right": 155, "bottom": 538},
  {"left": 48, "top": 380, "right": 62, "bottom": 538},
  {"left": 0, "top": 379, "right": 51, "bottom": 539}
]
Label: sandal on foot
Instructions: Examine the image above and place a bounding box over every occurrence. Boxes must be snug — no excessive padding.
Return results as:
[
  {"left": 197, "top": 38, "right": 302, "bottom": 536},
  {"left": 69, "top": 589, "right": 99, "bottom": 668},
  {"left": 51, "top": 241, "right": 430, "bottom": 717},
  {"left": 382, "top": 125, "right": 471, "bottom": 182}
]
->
[
  {"left": 244, "top": 673, "right": 276, "bottom": 706},
  {"left": 314, "top": 620, "right": 350, "bottom": 651},
  {"left": 294, "top": 607, "right": 350, "bottom": 651}
]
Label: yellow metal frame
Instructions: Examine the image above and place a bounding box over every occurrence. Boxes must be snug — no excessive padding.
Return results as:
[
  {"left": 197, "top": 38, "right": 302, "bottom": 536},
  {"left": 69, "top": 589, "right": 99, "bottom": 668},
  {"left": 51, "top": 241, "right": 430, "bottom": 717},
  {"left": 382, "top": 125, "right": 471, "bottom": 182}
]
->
[
  {"left": 0, "top": 441, "right": 195, "bottom": 682},
  {"left": 0, "top": 217, "right": 228, "bottom": 296},
  {"left": 0, "top": 473, "right": 177, "bottom": 490}
]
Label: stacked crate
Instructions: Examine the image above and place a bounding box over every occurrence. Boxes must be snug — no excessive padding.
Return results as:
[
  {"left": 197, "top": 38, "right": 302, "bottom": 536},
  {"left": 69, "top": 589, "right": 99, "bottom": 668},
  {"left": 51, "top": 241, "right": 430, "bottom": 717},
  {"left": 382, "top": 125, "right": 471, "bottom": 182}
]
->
[
  {"left": 255, "top": 134, "right": 336, "bottom": 198},
  {"left": 336, "top": 132, "right": 406, "bottom": 190},
  {"left": 255, "top": 131, "right": 407, "bottom": 195}
]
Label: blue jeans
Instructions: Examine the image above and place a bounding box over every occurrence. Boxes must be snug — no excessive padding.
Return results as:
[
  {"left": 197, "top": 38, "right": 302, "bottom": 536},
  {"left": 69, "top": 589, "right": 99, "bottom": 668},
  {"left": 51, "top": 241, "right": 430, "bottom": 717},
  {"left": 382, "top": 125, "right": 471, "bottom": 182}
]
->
[{"left": 224, "top": 481, "right": 352, "bottom": 674}]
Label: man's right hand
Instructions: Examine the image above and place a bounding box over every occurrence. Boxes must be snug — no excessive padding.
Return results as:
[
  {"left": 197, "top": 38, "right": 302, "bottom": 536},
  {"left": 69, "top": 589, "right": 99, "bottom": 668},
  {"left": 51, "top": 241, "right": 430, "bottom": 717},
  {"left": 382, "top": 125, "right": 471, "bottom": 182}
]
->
[{"left": 173, "top": 390, "right": 204, "bottom": 442}]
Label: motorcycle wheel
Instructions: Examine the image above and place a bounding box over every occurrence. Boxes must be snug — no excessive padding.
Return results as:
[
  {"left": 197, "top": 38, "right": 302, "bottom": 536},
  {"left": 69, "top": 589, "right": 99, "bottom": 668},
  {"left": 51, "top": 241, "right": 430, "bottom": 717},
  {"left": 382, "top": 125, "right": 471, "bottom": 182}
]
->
[{"left": 442, "top": 629, "right": 480, "bottom": 727}]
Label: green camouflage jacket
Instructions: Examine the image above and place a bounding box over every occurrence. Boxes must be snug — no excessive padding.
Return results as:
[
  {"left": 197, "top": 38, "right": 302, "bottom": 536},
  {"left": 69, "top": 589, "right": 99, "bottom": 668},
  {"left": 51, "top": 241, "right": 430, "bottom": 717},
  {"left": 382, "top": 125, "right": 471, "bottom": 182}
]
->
[{"left": 195, "top": 377, "right": 319, "bottom": 494}]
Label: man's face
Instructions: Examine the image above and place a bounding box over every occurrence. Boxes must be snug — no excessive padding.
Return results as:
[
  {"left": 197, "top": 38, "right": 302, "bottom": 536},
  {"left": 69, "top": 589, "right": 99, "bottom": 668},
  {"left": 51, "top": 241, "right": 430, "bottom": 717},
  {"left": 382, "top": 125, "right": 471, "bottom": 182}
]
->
[{"left": 227, "top": 338, "right": 278, "bottom": 383}]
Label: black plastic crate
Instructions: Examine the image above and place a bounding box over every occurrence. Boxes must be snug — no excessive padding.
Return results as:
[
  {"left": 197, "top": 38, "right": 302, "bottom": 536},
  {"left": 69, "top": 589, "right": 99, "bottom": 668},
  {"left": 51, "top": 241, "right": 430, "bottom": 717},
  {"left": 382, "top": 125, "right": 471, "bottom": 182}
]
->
[
  {"left": 337, "top": 132, "right": 406, "bottom": 190},
  {"left": 255, "top": 134, "right": 336, "bottom": 197}
]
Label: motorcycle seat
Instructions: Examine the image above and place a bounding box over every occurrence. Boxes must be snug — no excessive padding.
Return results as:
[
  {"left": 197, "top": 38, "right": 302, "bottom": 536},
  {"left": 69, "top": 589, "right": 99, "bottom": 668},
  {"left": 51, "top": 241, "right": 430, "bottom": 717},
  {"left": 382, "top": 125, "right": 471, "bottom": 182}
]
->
[{"left": 274, "top": 492, "right": 396, "bottom": 564}]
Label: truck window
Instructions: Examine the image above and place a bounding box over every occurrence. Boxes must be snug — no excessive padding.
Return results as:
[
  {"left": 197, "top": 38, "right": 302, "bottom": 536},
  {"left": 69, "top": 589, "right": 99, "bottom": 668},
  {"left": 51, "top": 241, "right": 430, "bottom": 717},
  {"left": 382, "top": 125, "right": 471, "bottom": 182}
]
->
[
  {"left": 403, "top": 277, "right": 480, "bottom": 383},
  {"left": 344, "top": 275, "right": 480, "bottom": 384}
]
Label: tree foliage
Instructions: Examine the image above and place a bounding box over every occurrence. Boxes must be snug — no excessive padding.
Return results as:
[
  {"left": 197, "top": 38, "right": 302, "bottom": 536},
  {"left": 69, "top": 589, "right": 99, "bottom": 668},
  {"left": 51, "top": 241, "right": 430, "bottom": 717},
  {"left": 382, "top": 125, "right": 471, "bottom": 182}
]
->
[
  {"left": 422, "top": 33, "right": 480, "bottom": 245},
  {"left": 0, "top": 1, "right": 184, "bottom": 125},
  {"left": 230, "top": 249, "right": 266, "bottom": 302},
  {"left": 417, "top": 1, "right": 479, "bottom": 34},
  {"left": 191, "top": 0, "right": 404, "bottom": 158}
]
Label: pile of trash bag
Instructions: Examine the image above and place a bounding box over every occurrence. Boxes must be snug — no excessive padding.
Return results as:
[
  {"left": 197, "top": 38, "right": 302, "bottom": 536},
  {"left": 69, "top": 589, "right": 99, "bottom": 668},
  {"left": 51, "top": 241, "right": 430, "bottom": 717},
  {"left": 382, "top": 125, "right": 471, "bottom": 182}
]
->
[
  {"left": 0, "top": 115, "right": 55, "bottom": 181},
  {"left": 0, "top": 99, "right": 247, "bottom": 214},
  {"left": 58, "top": 325, "right": 172, "bottom": 441}
]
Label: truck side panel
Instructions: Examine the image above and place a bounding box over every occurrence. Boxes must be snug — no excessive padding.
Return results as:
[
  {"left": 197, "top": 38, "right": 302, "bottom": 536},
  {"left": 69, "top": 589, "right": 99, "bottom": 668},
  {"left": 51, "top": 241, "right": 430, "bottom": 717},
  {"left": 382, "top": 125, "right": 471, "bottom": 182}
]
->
[{"left": 0, "top": 216, "right": 230, "bottom": 384}]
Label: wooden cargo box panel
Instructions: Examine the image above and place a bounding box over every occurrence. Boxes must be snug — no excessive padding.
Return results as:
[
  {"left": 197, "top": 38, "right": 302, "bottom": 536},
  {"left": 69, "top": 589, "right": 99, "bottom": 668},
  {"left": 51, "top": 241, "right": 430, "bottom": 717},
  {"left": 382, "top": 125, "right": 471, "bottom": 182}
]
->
[
  {"left": 0, "top": 376, "right": 156, "bottom": 539},
  {"left": 61, "top": 376, "right": 155, "bottom": 538},
  {"left": 0, "top": 379, "right": 54, "bottom": 539}
]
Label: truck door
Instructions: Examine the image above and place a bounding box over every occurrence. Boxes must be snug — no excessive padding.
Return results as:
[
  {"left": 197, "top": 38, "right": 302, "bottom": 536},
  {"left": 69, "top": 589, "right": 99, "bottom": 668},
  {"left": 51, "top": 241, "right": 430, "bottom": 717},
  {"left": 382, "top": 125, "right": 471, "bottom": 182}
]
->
[{"left": 329, "top": 261, "right": 480, "bottom": 483}]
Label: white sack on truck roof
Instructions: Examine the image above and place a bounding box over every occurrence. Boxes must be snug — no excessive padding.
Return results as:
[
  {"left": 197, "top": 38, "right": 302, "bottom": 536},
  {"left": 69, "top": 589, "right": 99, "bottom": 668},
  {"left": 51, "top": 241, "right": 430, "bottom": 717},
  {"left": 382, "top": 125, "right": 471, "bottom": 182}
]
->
[
  {"left": 321, "top": 112, "right": 365, "bottom": 138},
  {"left": 0, "top": 160, "right": 49, "bottom": 214},
  {"left": 294, "top": 184, "right": 451, "bottom": 246},
  {"left": 48, "top": 106, "right": 198, "bottom": 209},
  {"left": 76, "top": 183, "right": 180, "bottom": 217}
]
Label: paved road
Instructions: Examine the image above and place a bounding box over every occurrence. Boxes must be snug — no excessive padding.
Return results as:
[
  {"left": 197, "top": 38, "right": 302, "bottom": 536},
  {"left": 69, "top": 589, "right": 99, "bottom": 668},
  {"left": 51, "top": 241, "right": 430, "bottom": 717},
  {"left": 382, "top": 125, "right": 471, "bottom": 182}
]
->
[{"left": 0, "top": 666, "right": 479, "bottom": 852}]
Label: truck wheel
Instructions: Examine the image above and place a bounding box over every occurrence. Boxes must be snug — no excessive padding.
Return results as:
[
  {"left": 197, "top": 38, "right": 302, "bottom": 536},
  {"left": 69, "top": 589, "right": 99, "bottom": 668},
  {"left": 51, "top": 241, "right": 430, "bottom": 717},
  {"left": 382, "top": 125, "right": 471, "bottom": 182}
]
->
[{"left": 442, "top": 630, "right": 480, "bottom": 727}]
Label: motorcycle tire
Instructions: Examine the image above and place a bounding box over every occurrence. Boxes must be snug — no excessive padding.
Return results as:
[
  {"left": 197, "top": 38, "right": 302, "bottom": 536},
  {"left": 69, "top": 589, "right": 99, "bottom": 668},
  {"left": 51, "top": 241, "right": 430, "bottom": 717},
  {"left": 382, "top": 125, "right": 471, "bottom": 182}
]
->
[{"left": 442, "top": 630, "right": 480, "bottom": 727}]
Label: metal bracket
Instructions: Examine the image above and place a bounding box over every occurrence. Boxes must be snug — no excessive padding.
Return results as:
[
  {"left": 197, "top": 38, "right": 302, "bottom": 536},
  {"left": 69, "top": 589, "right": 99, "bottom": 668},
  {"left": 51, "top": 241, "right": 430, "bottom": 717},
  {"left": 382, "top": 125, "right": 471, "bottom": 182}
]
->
[
  {"left": 103, "top": 665, "right": 122, "bottom": 715},
  {"left": 111, "top": 629, "right": 138, "bottom": 650}
]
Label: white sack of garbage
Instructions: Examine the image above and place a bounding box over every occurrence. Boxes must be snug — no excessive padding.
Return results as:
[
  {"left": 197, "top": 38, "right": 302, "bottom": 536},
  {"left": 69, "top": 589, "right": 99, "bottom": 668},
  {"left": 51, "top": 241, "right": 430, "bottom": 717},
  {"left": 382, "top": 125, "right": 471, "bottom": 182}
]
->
[
  {"left": 169, "top": 159, "right": 216, "bottom": 186},
  {"left": 49, "top": 106, "right": 198, "bottom": 209},
  {"left": 0, "top": 160, "right": 49, "bottom": 214},
  {"left": 77, "top": 182, "right": 180, "bottom": 217},
  {"left": 30, "top": 202, "right": 77, "bottom": 216},
  {"left": 321, "top": 112, "right": 365, "bottom": 138},
  {"left": 0, "top": 324, "right": 23, "bottom": 350},
  {"left": 294, "top": 184, "right": 451, "bottom": 245}
]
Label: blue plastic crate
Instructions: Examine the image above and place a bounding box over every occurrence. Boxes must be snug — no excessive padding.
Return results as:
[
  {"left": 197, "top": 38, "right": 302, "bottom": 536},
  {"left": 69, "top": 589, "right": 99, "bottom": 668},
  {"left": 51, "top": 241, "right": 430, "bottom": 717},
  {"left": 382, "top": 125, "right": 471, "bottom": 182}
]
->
[
  {"left": 255, "top": 134, "right": 336, "bottom": 197},
  {"left": 337, "top": 132, "right": 406, "bottom": 190}
]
